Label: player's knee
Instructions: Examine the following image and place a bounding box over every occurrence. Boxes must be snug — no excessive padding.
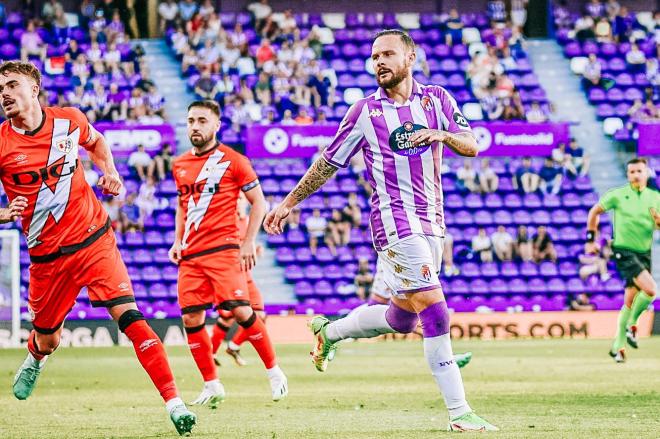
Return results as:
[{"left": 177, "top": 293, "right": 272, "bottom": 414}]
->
[
  {"left": 233, "top": 306, "right": 255, "bottom": 325},
  {"left": 385, "top": 303, "right": 418, "bottom": 334},
  {"left": 181, "top": 311, "right": 205, "bottom": 328},
  {"left": 35, "top": 336, "right": 59, "bottom": 355},
  {"left": 117, "top": 309, "right": 146, "bottom": 333}
]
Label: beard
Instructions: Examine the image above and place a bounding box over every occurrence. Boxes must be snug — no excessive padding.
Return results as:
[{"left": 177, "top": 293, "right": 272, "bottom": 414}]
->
[
  {"left": 189, "top": 131, "right": 213, "bottom": 147},
  {"left": 376, "top": 65, "right": 408, "bottom": 89}
]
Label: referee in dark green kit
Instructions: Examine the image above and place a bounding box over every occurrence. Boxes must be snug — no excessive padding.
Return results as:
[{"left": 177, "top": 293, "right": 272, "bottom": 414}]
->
[{"left": 586, "top": 157, "right": 660, "bottom": 363}]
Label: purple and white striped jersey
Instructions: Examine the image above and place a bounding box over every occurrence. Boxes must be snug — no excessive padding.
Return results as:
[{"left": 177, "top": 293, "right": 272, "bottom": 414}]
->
[{"left": 322, "top": 80, "right": 472, "bottom": 251}]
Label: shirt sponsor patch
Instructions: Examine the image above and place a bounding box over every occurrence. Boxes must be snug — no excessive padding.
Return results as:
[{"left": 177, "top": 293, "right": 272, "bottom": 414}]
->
[{"left": 389, "top": 121, "right": 430, "bottom": 157}]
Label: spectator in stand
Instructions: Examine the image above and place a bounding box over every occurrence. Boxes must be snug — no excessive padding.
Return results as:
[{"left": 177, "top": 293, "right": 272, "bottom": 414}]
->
[
  {"left": 477, "top": 158, "right": 499, "bottom": 193},
  {"left": 526, "top": 101, "right": 547, "bottom": 123},
  {"left": 443, "top": 8, "right": 464, "bottom": 45},
  {"left": 120, "top": 192, "right": 143, "bottom": 232},
  {"left": 442, "top": 232, "right": 460, "bottom": 276},
  {"left": 491, "top": 225, "right": 514, "bottom": 261},
  {"left": 305, "top": 208, "right": 333, "bottom": 257},
  {"left": 136, "top": 176, "right": 161, "bottom": 223},
  {"left": 0, "top": 0, "right": 6, "bottom": 26},
  {"left": 342, "top": 192, "right": 362, "bottom": 228},
  {"left": 605, "top": 0, "right": 620, "bottom": 19},
  {"left": 513, "top": 157, "right": 540, "bottom": 193},
  {"left": 281, "top": 109, "right": 295, "bottom": 125},
  {"left": 294, "top": 108, "right": 313, "bottom": 125},
  {"left": 278, "top": 9, "right": 298, "bottom": 37},
  {"left": 248, "top": 0, "right": 273, "bottom": 33},
  {"left": 83, "top": 160, "right": 100, "bottom": 187},
  {"left": 585, "top": 0, "right": 605, "bottom": 18},
  {"left": 539, "top": 157, "right": 563, "bottom": 195},
  {"left": 595, "top": 17, "right": 613, "bottom": 42},
  {"left": 582, "top": 53, "right": 609, "bottom": 90},
  {"left": 151, "top": 143, "right": 174, "bottom": 181},
  {"left": 128, "top": 144, "right": 153, "bottom": 182},
  {"left": 260, "top": 108, "right": 276, "bottom": 125},
  {"left": 256, "top": 38, "right": 277, "bottom": 67},
  {"left": 626, "top": 42, "right": 647, "bottom": 73},
  {"left": 578, "top": 246, "right": 611, "bottom": 282},
  {"left": 179, "top": 0, "right": 198, "bottom": 22},
  {"left": 308, "top": 71, "right": 333, "bottom": 108},
  {"left": 355, "top": 258, "right": 374, "bottom": 300},
  {"left": 480, "top": 89, "right": 503, "bottom": 120},
  {"left": 569, "top": 293, "right": 595, "bottom": 311},
  {"left": 575, "top": 13, "right": 596, "bottom": 42},
  {"left": 472, "top": 227, "right": 493, "bottom": 263},
  {"left": 456, "top": 159, "right": 478, "bottom": 193},
  {"left": 414, "top": 45, "right": 430, "bottom": 78},
  {"left": 71, "top": 54, "right": 91, "bottom": 87},
  {"left": 515, "top": 225, "right": 533, "bottom": 261},
  {"left": 532, "top": 225, "right": 557, "bottom": 262},
  {"left": 41, "top": 0, "right": 63, "bottom": 26},
  {"left": 510, "top": 0, "right": 528, "bottom": 31},
  {"left": 198, "top": 0, "right": 214, "bottom": 18},
  {"left": 327, "top": 209, "right": 350, "bottom": 247},
  {"left": 107, "top": 82, "right": 128, "bottom": 121},
  {"left": 613, "top": 6, "right": 632, "bottom": 42},
  {"left": 194, "top": 69, "right": 218, "bottom": 100},
  {"left": 501, "top": 91, "right": 525, "bottom": 120},
  {"left": 198, "top": 39, "right": 222, "bottom": 73},
  {"left": 551, "top": 142, "right": 578, "bottom": 176},
  {"left": 20, "top": 20, "right": 47, "bottom": 62},
  {"left": 105, "top": 10, "right": 125, "bottom": 43},
  {"left": 285, "top": 206, "right": 301, "bottom": 230},
  {"left": 104, "top": 197, "right": 124, "bottom": 232},
  {"left": 568, "top": 138, "right": 591, "bottom": 177}
]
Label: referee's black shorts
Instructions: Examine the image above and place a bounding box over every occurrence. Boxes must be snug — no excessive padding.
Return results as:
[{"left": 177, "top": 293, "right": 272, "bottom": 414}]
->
[{"left": 612, "top": 247, "right": 652, "bottom": 287}]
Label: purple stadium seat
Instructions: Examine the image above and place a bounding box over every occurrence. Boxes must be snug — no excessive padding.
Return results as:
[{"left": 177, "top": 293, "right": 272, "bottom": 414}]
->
[
  {"left": 150, "top": 283, "right": 169, "bottom": 298},
  {"left": 295, "top": 282, "right": 314, "bottom": 298},
  {"left": 520, "top": 262, "right": 538, "bottom": 277},
  {"left": 125, "top": 232, "right": 144, "bottom": 247},
  {"left": 539, "top": 261, "right": 558, "bottom": 277},
  {"left": 450, "top": 279, "right": 469, "bottom": 295},
  {"left": 287, "top": 229, "right": 307, "bottom": 245},
  {"left": 480, "top": 262, "right": 499, "bottom": 277},
  {"left": 508, "top": 278, "right": 527, "bottom": 293},
  {"left": 315, "top": 280, "right": 334, "bottom": 296},
  {"left": 461, "top": 262, "right": 480, "bottom": 277},
  {"left": 470, "top": 279, "right": 490, "bottom": 295},
  {"left": 276, "top": 247, "right": 295, "bottom": 263},
  {"left": 133, "top": 249, "right": 153, "bottom": 264},
  {"left": 285, "top": 265, "right": 305, "bottom": 281},
  {"left": 493, "top": 209, "right": 513, "bottom": 224},
  {"left": 504, "top": 193, "right": 522, "bottom": 208},
  {"left": 501, "top": 262, "right": 519, "bottom": 277},
  {"left": 162, "top": 266, "right": 178, "bottom": 282},
  {"left": 295, "top": 247, "right": 313, "bottom": 263},
  {"left": 316, "top": 247, "right": 335, "bottom": 263}
]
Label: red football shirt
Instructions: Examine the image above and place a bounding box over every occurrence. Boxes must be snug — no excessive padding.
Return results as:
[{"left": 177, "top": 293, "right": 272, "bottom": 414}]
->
[
  {"left": 0, "top": 107, "right": 108, "bottom": 257},
  {"left": 172, "top": 143, "right": 258, "bottom": 257}
]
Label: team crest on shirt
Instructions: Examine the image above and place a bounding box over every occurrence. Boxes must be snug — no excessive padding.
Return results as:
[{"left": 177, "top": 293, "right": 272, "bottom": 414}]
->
[
  {"left": 420, "top": 264, "right": 431, "bottom": 281},
  {"left": 421, "top": 96, "right": 433, "bottom": 111},
  {"left": 389, "top": 121, "right": 429, "bottom": 157},
  {"left": 55, "top": 137, "right": 74, "bottom": 154}
]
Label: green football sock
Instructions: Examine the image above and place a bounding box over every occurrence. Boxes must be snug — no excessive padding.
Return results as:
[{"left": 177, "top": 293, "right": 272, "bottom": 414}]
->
[
  {"left": 612, "top": 305, "right": 631, "bottom": 352},
  {"left": 628, "top": 292, "right": 654, "bottom": 327}
]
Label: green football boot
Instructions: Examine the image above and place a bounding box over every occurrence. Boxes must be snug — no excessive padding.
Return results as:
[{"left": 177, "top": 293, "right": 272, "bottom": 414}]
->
[
  {"left": 448, "top": 411, "right": 499, "bottom": 432},
  {"left": 13, "top": 354, "right": 46, "bottom": 400},
  {"left": 308, "top": 316, "right": 337, "bottom": 372}
]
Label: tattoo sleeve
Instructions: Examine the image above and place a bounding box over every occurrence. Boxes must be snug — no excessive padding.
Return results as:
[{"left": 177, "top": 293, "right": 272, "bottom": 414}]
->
[
  {"left": 442, "top": 132, "right": 478, "bottom": 157},
  {"left": 286, "top": 156, "right": 339, "bottom": 206}
]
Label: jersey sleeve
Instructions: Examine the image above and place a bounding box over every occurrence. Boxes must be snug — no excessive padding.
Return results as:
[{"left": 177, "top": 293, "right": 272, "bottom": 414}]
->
[
  {"left": 598, "top": 188, "right": 618, "bottom": 211},
  {"left": 431, "top": 87, "right": 472, "bottom": 134},
  {"left": 233, "top": 154, "right": 259, "bottom": 192},
  {"left": 65, "top": 107, "right": 96, "bottom": 150},
  {"left": 322, "top": 101, "right": 366, "bottom": 168}
]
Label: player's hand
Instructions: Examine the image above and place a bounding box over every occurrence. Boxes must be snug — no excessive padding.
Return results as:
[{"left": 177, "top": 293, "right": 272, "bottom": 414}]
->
[
  {"left": 650, "top": 208, "right": 660, "bottom": 227},
  {"left": 408, "top": 129, "right": 447, "bottom": 147},
  {"left": 168, "top": 240, "right": 183, "bottom": 265},
  {"left": 240, "top": 239, "right": 257, "bottom": 272},
  {"left": 97, "top": 172, "right": 123, "bottom": 196},
  {"left": 0, "top": 196, "right": 28, "bottom": 222},
  {"left": 263, "top": 203, "right": 291, "bottom": 234},
  {"left": 585, "top": 242, "right": 600, "bottom": 255}
]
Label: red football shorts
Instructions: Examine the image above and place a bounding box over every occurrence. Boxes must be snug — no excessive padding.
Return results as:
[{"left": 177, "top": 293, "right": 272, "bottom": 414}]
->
[
  {"left": 28, "top": 230, "right": 135, "bottom": 333},
  {"left": 177, "top": 248, "right": 250, "bottom": 314},
  {"left": 245, "top": 271, "right": 264, "bottom": 311}
]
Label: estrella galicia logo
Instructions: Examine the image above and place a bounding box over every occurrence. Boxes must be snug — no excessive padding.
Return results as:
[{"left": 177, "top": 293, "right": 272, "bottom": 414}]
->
[
  {"left": 388, "top": 121, "right": 430, "bottom": 157},
  {"left": 453, "top": 112, "right": 469, "bottom": 128}
]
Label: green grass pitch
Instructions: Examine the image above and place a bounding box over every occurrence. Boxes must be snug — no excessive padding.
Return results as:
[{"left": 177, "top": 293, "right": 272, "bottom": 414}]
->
[{"left": 0, "top": 337, "right": 659, "bottom": 438}]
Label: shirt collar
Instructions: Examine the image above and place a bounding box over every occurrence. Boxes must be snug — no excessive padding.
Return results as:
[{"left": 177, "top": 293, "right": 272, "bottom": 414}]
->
[{"left": 375, "top": 79, "right": 424, "bottom": 103}]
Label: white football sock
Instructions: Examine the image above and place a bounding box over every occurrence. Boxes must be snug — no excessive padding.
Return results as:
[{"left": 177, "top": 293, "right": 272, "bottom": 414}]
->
[
  {"left": 423, "top": 333, "right": 471, "bottom": 419},
  {"left": 325, "top": 304, "right": 395, "bottom": 343}
]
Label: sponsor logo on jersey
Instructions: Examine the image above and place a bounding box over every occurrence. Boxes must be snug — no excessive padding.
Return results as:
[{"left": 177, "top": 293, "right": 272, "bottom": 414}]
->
[
  {"left": 177, "top": 182, "right": 220, "bottom": 196},
  {"left": 437, "top": 359, "right": 455, "bottom": 367},
  {"left": 453, "top": 112, "right": 469, "bottom": 128},
  {"left": 369, "top": 108, "right": 383, "bottom": 118},
  {"left": 11, "top": 159, "right": 79, "bottom": 185},
  {"left": 55, "top": 137, "right": 74, "bottom": 154},
  {"left": 421, "top": 96, "right": 433, "bottom": 111},
  {"left": 389, "top": 121, "right": 430, "bottom": 157},
  {"left": 394, "top": 264, "right": 405, "bottom": 274},
  {"left": 420, "top": 264, "right": 431, "bottom": 281},
  {"left": 386, "top": 249, "right": 397, "bottom": 259}
]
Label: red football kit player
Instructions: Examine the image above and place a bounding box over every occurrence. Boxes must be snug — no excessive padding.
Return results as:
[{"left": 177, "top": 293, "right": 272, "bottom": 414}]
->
[
  {"left": 169, "top": 100, "right": 287, "bottom": 405},
  {"left": 0, "top": 62, "right": 196, "bottom": 436},
  {"left": 211, "top": 193, "right": 266, "bottom": 367}
]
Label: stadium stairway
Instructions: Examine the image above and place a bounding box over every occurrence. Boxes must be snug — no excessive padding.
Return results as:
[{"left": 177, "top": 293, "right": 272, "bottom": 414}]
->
[
  {"left": 137, "top": 39, "right": 197, "bottom": 152},
  {"left": 527, "top": 39, "right": 660, "bottom": 280}
]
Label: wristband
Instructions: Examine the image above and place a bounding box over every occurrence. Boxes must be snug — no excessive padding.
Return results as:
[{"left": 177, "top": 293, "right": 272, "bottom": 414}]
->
[{"left": 586, "top": 231, "right": 596, "bottom": 242}]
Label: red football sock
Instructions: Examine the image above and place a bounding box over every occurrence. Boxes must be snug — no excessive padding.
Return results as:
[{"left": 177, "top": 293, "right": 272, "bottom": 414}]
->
[
  {"left": 211, "top": 321, "right": 230, "bottom": 354},
  {"left": 124, "top": 320, "right": 179, "bottom": 402},
  {"left": 230, "top": 326, "right": 248, "bottom": 347},
  {"left": 186, "top": 325, "right": 217, "bottom": 382},
  {"left": 240, "top": 313, "right": 277, "bottom": 369},
  {"left": 27, "top": 331, "right": 46, "bottom": 361}
]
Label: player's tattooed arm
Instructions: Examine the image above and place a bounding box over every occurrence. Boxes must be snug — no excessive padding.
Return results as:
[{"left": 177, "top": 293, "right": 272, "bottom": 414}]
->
[
  {"left": 440, "top": 132, "right": 479, "bottom": 157},
  {"left": 285, "top": 156, "right": 338, "bottom": 206}
]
